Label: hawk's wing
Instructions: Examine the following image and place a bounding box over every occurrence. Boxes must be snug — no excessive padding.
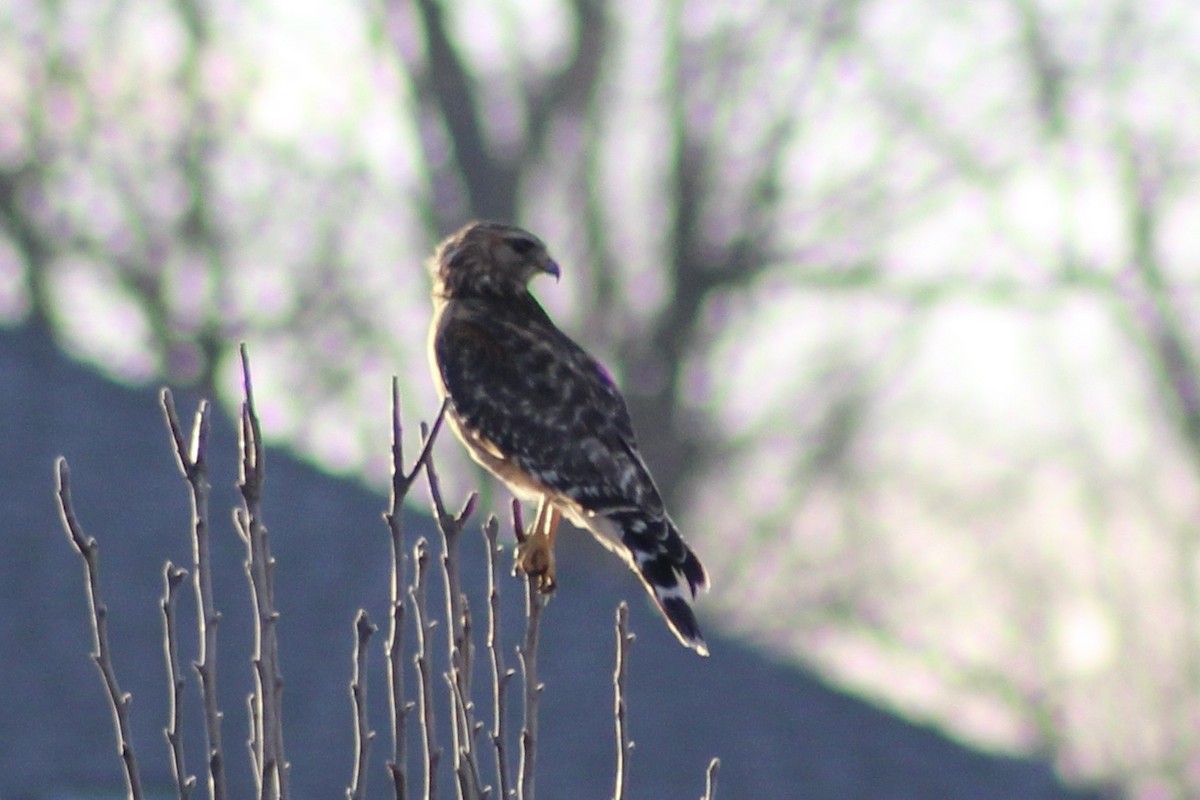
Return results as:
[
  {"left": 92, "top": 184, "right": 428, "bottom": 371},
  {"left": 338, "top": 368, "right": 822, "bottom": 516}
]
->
[{"left": 434, "top": 298, "right": 664, "bottom": 518}]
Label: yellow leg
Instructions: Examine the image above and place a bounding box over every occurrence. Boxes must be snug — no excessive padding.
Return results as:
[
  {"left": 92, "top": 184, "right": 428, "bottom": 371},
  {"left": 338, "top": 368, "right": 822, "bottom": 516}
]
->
[{"left": 516, "top": 495, "right": 561, "bottom": 593}]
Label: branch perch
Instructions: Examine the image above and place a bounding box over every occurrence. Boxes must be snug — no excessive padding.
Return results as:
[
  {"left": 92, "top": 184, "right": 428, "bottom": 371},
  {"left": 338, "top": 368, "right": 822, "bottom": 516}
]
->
[{"left": 513, "top": 500, "right": 547, "bottom": 800}]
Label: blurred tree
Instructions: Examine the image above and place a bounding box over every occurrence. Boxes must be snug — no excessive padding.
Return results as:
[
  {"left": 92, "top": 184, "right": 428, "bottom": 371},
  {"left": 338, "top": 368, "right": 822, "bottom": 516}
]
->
[{"left": 4, "top": 0, "right": 1200, "bottom": 795}]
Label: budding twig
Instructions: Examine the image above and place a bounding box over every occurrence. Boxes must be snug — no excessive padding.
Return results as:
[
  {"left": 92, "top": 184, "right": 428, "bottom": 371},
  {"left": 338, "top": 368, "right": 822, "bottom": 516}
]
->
[
  {"left": 383, "top": 387, "right": 449, "bottom": 799},
  {"left": 347, "top": 610, "right": 377, "bottom": 800},
  {"left": 484, "top": 516, "right": 516, "bottom": 799},
  {"left": 422, "top": 421, "right": 482, "bottom": 799},
  {"left": 161, "top": 388, "right": 227, "bottom": 800},
  {"left": 700, "top": 758, "right": 720, "bottom": 800},
  {"left": 55, "top": 457, "right": 146, "bottom": 800},
  {"left": 162, "top": 562, "right": 195, "bottom": 799},
  {"left": 412, "top": 539, "right": 441, "bottom": 800},
  {"left": 611, "top": 603, "right": 635, "bottom": 800},
  {"left": 235, "top": 344, "right": 288, "bottom": 798}
]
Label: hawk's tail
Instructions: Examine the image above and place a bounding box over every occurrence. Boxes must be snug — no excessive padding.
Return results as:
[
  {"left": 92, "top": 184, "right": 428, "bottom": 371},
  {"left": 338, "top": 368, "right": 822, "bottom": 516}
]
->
[{"left": 608, "top": 509, "right": 710, "bottom": 656}]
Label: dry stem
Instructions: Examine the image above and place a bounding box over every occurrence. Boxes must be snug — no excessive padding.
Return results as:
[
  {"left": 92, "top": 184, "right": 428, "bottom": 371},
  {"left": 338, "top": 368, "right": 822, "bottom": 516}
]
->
[
  {"left": 700, "top": 758, "right": 720, "bottom": 800},
  {"left": 411, "top": 539, "right": 442, "bottom": 800},
  {"left": 612, "top": 602, "right": 635, "bottom": 800},
  {"left": 348, "top": 610, "right": 377, "bottom": 800},
  {"left": 161, "top": 388, "right": 227, "bottom": 800},
  {"left": 484, "top": 516, "right": 516, "bottom": 799},
  {"left": 55, "top": 458, "right": 146, "bottom": 800},
  {"left": 513, "top": 500, "right": 546, "bottom": 800},
  {"left": 162, "top": 561, "right": 196, "bottom": 799},
  {"left": 235, "top": 344, "right": 289, "bottom": 798},
  {"left": 383, "top": 389, "right": 448, "bottom": 798},
  {"left": 422, "top": 423, "right": 482, "bottom": 800}
]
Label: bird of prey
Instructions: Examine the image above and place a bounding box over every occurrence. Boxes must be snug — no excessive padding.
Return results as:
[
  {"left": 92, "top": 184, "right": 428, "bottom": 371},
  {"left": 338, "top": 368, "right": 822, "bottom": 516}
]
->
[{"left": 427, "top": 221, "right": 710, "bottom": 655}]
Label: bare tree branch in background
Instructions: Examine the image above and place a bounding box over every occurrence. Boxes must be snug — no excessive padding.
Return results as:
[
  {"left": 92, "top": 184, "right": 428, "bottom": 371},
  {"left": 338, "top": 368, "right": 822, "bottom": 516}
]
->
[
  {"left": 1112, "top": 130, "right": 1200, "bottom": 792},
  {"left": 377, "top": 0, "right": 611, "bottom": 234}
]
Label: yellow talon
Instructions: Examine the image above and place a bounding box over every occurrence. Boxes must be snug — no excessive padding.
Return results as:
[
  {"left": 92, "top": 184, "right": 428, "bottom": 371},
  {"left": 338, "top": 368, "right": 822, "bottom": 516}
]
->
[{"left": 514, "top": 497, "right": 561, "bottom": 594}]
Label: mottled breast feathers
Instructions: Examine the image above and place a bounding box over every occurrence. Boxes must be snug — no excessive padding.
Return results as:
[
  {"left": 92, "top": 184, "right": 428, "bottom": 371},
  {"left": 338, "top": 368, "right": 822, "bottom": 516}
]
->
[{"left": 434, "top": 294, "right": 663, "bottom": 517}]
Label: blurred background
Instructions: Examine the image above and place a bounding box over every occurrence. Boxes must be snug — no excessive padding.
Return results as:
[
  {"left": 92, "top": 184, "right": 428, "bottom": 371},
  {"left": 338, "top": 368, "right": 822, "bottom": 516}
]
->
[{"left": 2, "top": 0, "right": 1199, "bottom": 796}]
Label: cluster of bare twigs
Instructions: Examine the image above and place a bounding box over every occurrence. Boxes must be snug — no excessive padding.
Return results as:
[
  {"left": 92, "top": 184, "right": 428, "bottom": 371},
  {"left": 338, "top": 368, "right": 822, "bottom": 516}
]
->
[{"left": 54, "top": 347, "right": 718, "bottom": 799}]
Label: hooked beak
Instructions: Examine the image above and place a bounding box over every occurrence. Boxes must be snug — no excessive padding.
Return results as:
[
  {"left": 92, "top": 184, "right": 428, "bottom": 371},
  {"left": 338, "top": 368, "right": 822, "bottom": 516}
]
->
[{"left": 543, "top": 260, "right": 561, "bottom": 282}]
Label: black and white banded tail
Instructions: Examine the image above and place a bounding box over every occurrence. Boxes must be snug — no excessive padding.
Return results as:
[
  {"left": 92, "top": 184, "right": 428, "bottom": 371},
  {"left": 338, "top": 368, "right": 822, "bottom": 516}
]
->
[{"left": 607, "top": 509, "right": 710, "bottom": 656}]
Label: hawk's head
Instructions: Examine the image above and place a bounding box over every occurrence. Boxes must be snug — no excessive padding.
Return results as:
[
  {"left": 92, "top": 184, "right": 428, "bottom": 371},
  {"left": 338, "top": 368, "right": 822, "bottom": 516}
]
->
[{"left": 431, "top": 221, "right": 561, "bottom": 299}]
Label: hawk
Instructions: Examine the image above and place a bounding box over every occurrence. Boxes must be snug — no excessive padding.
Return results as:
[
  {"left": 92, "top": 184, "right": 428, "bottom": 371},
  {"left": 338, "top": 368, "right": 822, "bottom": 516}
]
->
[{"left": 427, "top": 221, "right": 710, "bottom": 655}]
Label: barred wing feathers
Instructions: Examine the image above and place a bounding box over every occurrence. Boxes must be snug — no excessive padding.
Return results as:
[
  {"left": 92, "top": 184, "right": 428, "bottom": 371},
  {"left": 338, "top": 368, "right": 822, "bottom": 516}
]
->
[{"left": 433, "top": 297, "right": 709, "bottom": 653}]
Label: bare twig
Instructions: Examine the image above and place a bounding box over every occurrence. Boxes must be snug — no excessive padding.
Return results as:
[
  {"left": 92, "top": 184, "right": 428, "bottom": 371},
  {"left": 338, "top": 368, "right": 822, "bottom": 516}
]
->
[
  {"left": 611, "top": 603, "right": 635, "bottom": 800},
  {"left": 234, "top": 344, "right": 289, "bottom": 799},
  {"left": 247, "top": 694, "right": 260, "bottom": 779},
  {"left": 161, "top": 388, "right": 227, "bottom": 800},
  {"left": 384, "top": 379, "right": 411, "bottom": 800},
  {"left": 484, "top": 516, "right": 516, "bottom": 799},
  {"left": 383, "top": 388, "right": 450, "bottom": 799},
  {"left": 422, "top": 423, "right": 482, "bottom": 800},
  {"left": 513, "top": 500, "right": 546, "bottom": 800},
  {"left": 348, "top": 610, "right": 378, "bottom": 800},
  {"left": 445, "top": 668, "right": 487, "bottom": 800},
  {"left": 411, "top": 539, "right": 441, "bottom": 800},
  {"left": 700, "top": 758, "right": 720, "bottom": 800},
  {"left": 54, "top": 457, "right": 146, "bottom": 800},
  {"left": 162, "top": 562, "right": 196, "bottom": 799}
]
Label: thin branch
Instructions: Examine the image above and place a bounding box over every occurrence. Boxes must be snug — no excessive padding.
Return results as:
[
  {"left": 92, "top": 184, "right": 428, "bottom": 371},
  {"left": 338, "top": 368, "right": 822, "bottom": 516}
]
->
[
  {"left": 55, "top": 457, "right": 146, "bottom": 800},
  {"left": 161, "top": 388, "right": 227, "bottom": 800},
  {"left": 611, "top": 602, "right": 634, "bottom": 800},
  {"left": 162, "top": 562, "right": 196, "bottom": 799},
  {"left": 422, "top": 422, "right": 481, "bottom": 800},
  {"left": 412, "top": 539, "right": 442, "bottom": 800},
  {"left": 384, "top": 379, "right": 411, "bottom": 799},
  {"left": 348, "top": 610, "right": 378, "bottom": 800},
  {"left": 445, "top": 668, "right": 487, "bottom": 800},
  {"left": 235, "top": 344, "right": 288, "bottom": 798},
  {"left": 513, "top": 499, "right": 546, "bottom": 800},
  {"left": 383, "top": 392, "right": 448, "bottom": 799},
  {"left": 700, "top": 758, "right": 720, "bottom": 800},
  {"left": 484, "top": 516, "right": 516, "bottom": 799}
]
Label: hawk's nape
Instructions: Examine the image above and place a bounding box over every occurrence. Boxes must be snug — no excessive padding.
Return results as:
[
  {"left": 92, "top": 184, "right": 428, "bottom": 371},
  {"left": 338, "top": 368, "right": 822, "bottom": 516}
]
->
[{"left": 427, "top": 220, "right": 710, "bottom": 655}]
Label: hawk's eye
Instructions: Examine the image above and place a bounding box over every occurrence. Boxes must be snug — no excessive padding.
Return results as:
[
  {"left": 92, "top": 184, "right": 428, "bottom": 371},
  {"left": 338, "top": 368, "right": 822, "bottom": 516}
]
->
[{"left": 509, "top": 237, "right": 538, "bottom": 257}]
